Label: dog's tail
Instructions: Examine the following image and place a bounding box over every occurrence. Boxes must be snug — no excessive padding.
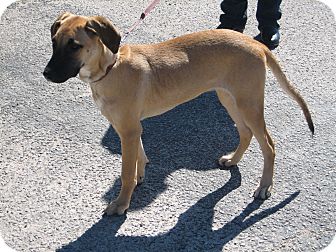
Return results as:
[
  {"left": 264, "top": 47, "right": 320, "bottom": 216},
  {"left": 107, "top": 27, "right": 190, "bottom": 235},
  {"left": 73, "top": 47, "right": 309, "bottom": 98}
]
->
[{"left": 264, "top": 49, "right": 315, "bottom": 135}]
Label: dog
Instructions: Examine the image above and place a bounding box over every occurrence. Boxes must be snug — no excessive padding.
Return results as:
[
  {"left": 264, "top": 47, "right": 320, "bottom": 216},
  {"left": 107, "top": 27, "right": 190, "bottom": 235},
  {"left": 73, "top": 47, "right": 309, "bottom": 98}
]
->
[{"left": 43, "top": 12, "right": 314, "bottom": 216}]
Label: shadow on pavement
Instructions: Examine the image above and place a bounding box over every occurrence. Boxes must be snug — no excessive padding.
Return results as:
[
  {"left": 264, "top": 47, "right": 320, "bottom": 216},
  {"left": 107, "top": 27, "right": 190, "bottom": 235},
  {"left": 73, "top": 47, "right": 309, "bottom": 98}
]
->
[
  {"left": 101, "top": 91, "right": 240, "bottom": 209},
  {"left": 57, "top": 168, "right": 300, "bottom": 251}
]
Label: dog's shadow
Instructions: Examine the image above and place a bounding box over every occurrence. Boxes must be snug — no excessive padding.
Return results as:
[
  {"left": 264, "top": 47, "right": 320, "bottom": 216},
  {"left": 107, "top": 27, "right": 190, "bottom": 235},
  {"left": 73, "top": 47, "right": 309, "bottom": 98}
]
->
[
  {"left": 57, "top": 166, "right": 300, "bottom": 251},
  {"left": 101, "top": 91, "right": 240, "bottom": 209}
]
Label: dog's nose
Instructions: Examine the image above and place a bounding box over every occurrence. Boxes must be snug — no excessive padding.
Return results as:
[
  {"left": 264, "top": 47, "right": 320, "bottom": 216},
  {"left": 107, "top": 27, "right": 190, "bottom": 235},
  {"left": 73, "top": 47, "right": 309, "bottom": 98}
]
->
[{"left": 43, "top": 67, "right": 52, "bottom": 80}]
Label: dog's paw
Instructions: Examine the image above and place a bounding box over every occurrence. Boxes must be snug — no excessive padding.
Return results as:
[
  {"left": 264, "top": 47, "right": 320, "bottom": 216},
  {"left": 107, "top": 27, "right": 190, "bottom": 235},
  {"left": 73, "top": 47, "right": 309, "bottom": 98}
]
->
[
  {"left": 253, "top": 185, "right": 272, "bottom": 200},
  {"left": 218, "top": 154, "right": 236, "bottom": 167},
  {"left": 103, "top": 200, "right": 129, "bottom": 216}
]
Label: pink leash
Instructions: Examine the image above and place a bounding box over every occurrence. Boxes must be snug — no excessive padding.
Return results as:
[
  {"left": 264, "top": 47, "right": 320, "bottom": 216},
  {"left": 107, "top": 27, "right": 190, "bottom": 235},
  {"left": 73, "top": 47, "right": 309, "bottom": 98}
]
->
[{"left": 121, "top": 0, "right": 160, "bottom": 43}]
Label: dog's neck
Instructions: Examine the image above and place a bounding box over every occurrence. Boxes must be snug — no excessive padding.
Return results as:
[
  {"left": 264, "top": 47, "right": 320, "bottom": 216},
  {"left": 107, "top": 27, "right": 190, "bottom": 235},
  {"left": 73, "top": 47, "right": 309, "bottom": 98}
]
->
[{"left": 78, "top": 47, "right": 118, "bottom": 84}]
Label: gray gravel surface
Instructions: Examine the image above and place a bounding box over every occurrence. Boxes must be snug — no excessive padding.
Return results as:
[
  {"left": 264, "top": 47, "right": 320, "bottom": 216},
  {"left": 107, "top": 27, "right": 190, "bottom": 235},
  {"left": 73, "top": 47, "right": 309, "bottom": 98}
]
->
[{"left": 1, "top": 0, "right": 335, "bottom": 251}]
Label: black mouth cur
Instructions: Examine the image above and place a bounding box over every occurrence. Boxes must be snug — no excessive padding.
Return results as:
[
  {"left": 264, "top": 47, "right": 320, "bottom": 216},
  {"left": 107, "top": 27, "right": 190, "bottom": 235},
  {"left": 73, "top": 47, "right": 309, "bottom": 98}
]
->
[{"left": 44, "top": 12, "right": 314, "bottom": 216}]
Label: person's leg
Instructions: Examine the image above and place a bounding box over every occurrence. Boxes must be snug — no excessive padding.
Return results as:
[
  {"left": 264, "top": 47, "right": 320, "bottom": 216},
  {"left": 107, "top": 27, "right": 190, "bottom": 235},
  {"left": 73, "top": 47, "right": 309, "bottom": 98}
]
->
[
  {"left": 255, "top": 0, "right": 282, "bottom": 50},
  {"left": 218, "top": 0, "right": 248, "bottom": 32},
  {"left": 256, "top": 0, "right": 282, "bottom": 31}
]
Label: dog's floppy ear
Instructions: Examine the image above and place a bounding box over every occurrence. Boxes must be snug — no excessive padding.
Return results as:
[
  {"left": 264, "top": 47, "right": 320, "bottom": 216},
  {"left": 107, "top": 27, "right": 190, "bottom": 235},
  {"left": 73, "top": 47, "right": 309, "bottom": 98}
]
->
[
  {"left": 50, "top": 12, "right": 72, "bottom": 38},
  {"left": 85, "top": 16, "right": 121, "bottom": 54}
]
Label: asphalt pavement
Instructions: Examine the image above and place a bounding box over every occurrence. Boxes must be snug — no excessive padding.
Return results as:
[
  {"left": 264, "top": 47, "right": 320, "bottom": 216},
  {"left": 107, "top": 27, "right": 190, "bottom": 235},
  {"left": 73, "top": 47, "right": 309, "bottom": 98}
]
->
[{"left": 0, "top": 0, "right": 335, "bottom": 251}]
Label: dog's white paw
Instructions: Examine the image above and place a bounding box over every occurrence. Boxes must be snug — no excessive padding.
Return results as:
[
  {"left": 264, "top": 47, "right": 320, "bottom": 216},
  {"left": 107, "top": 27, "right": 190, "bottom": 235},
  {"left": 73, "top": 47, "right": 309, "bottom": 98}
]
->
[
  {"left": 253, "top": 185, "right": 272, "bottom": 200},
  {"left": 219, "top": 153, "right": 236, "bottom": 167},
  {"left": 103, "top": 199, "right": 129, "bottom": 216}
]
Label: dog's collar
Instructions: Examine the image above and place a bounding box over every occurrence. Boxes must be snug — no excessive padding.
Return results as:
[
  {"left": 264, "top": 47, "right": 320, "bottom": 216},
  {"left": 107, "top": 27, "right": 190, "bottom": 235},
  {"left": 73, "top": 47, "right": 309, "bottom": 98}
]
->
[{"left": 91, "top": 63, "right": 115, "bottom": 84}]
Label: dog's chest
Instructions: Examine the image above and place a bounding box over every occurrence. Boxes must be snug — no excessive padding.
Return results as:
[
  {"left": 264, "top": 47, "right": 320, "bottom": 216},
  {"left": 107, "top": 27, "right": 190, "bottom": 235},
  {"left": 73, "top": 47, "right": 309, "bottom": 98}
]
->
[
  {"left": 90, "top": 88, "right": 102, "bottom": 109},
  {"left": 93, "top": 95, "right": 104, "bottom": 111},
  {"left": 90, "top": 86, "right": 109, "bottom": 115}
]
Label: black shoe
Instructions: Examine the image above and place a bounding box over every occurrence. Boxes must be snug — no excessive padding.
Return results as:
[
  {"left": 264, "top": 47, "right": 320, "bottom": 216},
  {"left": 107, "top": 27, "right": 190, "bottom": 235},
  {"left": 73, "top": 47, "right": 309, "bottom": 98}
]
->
[
  {"left": 216, "top": 23, "right": 245, "bottom": 33},
  {"left": 254, "top": 30, "right": 280, "bottom": 50}
]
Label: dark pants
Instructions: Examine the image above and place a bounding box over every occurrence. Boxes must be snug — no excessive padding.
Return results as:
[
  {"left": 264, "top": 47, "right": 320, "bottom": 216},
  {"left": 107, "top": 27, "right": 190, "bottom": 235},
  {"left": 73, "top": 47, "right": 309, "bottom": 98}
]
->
[{"left": 220, "top": 0, "right": 282, "bottom": 32}]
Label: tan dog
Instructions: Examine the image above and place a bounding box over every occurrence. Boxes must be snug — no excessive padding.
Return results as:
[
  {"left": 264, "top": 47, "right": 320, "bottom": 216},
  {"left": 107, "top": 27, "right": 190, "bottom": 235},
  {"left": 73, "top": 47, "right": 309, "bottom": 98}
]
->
[{"left": 43, "top": 12, "right": 314, "bottom": 216}]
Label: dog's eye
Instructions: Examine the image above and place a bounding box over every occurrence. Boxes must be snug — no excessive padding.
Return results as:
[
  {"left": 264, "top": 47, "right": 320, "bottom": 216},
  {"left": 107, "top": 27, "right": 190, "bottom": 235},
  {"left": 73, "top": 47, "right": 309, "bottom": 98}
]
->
[
  {"left": 71, "top": 44, "right": 82, "bottom": 51},
  {"left": 68, "top": 38, "right": 82, "bottom": 51}
]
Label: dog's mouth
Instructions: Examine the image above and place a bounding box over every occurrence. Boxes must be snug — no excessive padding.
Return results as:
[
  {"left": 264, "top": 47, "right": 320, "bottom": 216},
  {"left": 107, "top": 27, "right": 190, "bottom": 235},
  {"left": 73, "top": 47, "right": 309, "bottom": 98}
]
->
[{"left": 43, "top": 63, "right": 83, "bottom": 83}]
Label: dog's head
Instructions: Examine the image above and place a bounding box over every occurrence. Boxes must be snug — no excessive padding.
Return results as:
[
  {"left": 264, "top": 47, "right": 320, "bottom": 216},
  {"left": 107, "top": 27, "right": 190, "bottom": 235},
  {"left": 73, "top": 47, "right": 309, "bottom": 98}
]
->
[{"left": 43, "top": 12, "right": 121, "bottom": 83}]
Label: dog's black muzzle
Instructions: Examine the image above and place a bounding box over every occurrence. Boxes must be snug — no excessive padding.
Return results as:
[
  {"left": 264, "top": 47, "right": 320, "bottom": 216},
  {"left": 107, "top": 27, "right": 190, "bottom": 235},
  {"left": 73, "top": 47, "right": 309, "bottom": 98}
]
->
[{"left": 43, "top": 52, "right": 81, "bottom": 83}]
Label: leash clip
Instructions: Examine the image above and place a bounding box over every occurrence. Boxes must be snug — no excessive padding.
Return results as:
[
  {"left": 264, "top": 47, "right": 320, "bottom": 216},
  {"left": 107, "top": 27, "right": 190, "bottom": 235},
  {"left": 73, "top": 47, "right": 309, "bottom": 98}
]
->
[
  {"left": 121, "top": 0, "right": 160, "bottom": 44},
  {"left": 140, "top": 13, "right": 146, "bottom": 20}
]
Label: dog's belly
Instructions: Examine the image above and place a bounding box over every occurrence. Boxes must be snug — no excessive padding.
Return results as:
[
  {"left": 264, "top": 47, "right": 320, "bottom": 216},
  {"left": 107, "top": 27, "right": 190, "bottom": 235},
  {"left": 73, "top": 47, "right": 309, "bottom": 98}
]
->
[
  {"left": 141, "top": 104, "right": 178, "bottom": 119},
  {"left": 141, "top": 86, "right": 216, "bottom": 120}
]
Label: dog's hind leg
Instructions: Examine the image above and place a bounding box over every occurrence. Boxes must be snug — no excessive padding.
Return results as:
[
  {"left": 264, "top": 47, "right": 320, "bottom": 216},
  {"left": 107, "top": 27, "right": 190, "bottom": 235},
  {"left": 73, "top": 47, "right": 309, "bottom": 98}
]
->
[
  {"left": 237, "top": 100, "right": 275, "bottom": 199},
  {"left": 216, "top": 89, "right": 253, "bottom": 167},
  {"left": 219, "top": 58, "right": 275, "bottom": 199}
]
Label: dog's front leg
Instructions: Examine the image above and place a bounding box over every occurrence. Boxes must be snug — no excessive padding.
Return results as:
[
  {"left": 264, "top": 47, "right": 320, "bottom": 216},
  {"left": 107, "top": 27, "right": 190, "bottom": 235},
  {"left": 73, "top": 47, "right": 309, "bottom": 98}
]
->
[
  {"left": 137, "top": 137, "right": 149, "bottom": 184},
  {"left": 104, "top": 124, "right": 142, "bottom": 216}
]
